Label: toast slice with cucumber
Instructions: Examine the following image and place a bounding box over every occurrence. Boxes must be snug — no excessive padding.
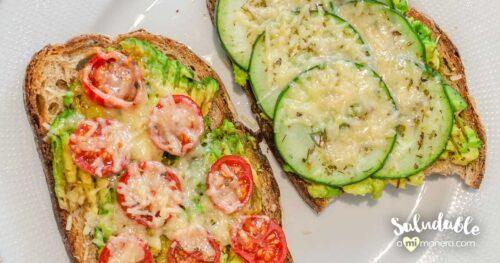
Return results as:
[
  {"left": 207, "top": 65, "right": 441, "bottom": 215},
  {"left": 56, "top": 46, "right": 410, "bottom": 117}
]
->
[
  {"left": 24, "top": 29, "right": 292, "bottom": 262},
  {"left": 207, "top": 0, "right": 486, "bottom": 212}
]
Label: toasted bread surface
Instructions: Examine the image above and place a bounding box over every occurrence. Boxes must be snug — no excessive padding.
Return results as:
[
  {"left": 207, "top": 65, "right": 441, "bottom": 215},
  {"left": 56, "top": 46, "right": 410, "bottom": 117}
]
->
[
  {"left": 207, "top": 1, "right": 486, "bottom": 212},
  {"left": 25, "top": 29, "right": 289, "bottom": 262}
]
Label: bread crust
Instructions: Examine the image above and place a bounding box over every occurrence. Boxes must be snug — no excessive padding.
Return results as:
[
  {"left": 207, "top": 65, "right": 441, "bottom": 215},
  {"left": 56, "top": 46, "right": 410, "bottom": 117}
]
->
[
  {"left": 24, "top": 29, "right": 290, "bottom": 262},
  {"left": 407, "top": 9, "right": 487, "bottom": 189},
  {"left": 206, "top": 0, "right": 487, "bottom": 212}
]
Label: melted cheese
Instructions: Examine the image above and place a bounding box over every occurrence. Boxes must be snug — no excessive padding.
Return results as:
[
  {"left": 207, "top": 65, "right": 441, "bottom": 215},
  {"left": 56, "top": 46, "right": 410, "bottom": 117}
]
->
[
  {"left": 107, "top": 234, "right": 146, "bottom": 263},
  {"left": 239, "top": 0, "right": 326, "bottom": 41},
  {"left": 116, "top": 100, "right": 163, "bottom": 162},
  {"left": 255, "top": 6, "right": 371, "bottom": 116},
  {"left": 336, "top": 2, "right": 443, "bottom": 176},
  {"left": 94, "top": 58, "right": 137, "bottom": 100},
  {"left": 149, "top": 96, "right": 204, "bottom": 156},
  {"left": 220, "top": 0, "right": 329, "bottom": 67},
  {"left": 95, "top": 97, "right": 164, "bottom": 162},
  {"left": 375, "top": 70, "right": 450, "bottom": 175},
  {"left": 169, "top": 145, "right": 236, "bottom": 247},
  {"left": 280, "top": 61, "right": 397, "bottom": 176},
  {"left": 375, "top": 57, "right": 430, "bottom": 128},
  {"left": 337, "top": 3, "right": 420, "bottom": 61},
  {"left": 86, "top": 191, "right": 164, "bottom": 249},
  {"left": 72, "top": 55, "right": 245, "bottom": 256},
  {"left": 86, "top": 144, "right": 237, "bottom": 251},
  {"left": 70, "top": 118, "right": 131, "bottom": 176},
  {"left": 337, "top": 2, "right": 429, "bottom": 119},
  {"left": 117, "top": 162, "right": 184, "bottom": 228},
  {"left": 169, "top": 224, "right": 216, "bottom": 260},
  {"left": 206, "top": 164, "right": 242, "bottom": 213}
]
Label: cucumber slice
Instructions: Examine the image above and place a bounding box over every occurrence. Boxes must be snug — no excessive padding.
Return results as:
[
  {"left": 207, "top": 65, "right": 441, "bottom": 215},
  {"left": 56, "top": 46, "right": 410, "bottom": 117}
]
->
[
  {"left": 337, "top": 0, "right": 425, "bottom": 62},
  {"left": 216, "top": 0, "right": 251, "bottom": 69},
  {"left": 332, "top": 0, "right": 393, "bottom": 7},
  {"left": 216, "top": 0, "right": 331, "bottom": 70},
  {"left": 334, "top": 1, "right": 451, "bottom": 178},
  {"left": 249, "top": 8, "right": 370, "bottom": 118},
  {"left": 377, "top": 0, "right": 393, "bottom": 6},
  {"left": 373, "top": 64, "right": 453, "bottom": 178},
  {"left": 274, "top": 61, "right": 398, "bottom": 186}
]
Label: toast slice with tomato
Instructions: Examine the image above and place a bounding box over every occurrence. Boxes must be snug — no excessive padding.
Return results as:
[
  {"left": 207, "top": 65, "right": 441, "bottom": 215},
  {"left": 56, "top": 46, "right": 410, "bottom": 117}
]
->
[
  {"left": 206, "top": 0, "right": 486, "bottom": 212},
  {"left": 24, "top": 29, "right": 292, "bottom": 263}
]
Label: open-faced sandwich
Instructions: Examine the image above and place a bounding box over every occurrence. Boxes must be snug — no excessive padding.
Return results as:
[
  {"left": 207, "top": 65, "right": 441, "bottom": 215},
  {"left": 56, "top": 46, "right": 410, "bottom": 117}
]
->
[
  {"left": 24, "top": 30, "right": 291, "bottom": 263},
  {"left": 209, "top": 0, "right": 486, "bottom": 211}
]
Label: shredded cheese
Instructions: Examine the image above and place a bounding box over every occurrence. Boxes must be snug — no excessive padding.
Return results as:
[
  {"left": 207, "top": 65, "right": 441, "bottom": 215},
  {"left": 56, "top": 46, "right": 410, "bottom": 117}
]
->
[
  {"left": 450, "top": 74, "right": 463, "bottom": 81},
  {"left": 169, "top": 145, "right": 236, "bottom": 246},
  {"left": 83, "top": 137, "right": 237, "bottom": 252},
  {"left": 117, "top": 162, "right": 184, "bottom": 228},
  {"left": 66, "top": 214, "right": 73, "bottom": 231},
  {"left": 107, "top": 234, "right": 146, "bottom": 263},
  {"left": 168, "top": 224, "right": 216, "bottom": 260},
  {"left": 279, "top": 61, "right": 398, "bottom": 176},
  {"left": 256, "top": 6, "right": 371, "bottom": 115},
  {"left": 337, "top": 3, "right": 433, "bottom": 139},
  {"left": 221, "top": 0, "right": 330, "bottom": 67},
  {"left": 337, "top": 2, "right": 451, "bottom": 176},
  {"left": 206, "top": 164, "right": 242, "bottom": 213},
  {"left": 149, "top": 95, "right": 204, "bottom": 156},
  {"left": 70, "top": 118, "right": 131, "bottom": 176}
]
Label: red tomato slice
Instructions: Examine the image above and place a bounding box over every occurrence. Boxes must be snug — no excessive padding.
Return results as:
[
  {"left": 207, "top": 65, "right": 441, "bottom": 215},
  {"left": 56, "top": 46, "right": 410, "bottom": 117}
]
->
[
  {"left": 81, "top": 51, "right": 145, "bottom": 109},
  {"left": 231, "top": 215, "right": 288, "bottom": 263},
  {"left": 206, "top": 155, "right": 254, "bottom": 214},
  {"left": 117, "top": 161, "right": 183, "bottom": 228},
  {"left": 148, "top": 95, "right": 204, "bottom": 156},
  {"left": 98, "top": 233, "right": 152, "bottom": 263},
  {"left": 168, "top": 226, "right": 221, "bottom": 263},
  {"left": 69, "top": 118, "right": 130, "bottom": 177}
]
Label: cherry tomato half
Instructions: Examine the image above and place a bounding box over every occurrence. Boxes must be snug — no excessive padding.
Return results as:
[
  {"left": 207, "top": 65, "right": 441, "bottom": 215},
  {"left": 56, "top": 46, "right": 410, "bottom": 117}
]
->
[
  {"left": 81, "top": 51, "right": 145, "bottom": 109},
  {"left": 167, "top": 226, "right": 221, "bottom": 263},
  {"left": 117, "top": 161, "right": 183, "bottom": 228},
  {"left": 206, "top": 155, "right": 254, "bottom": 214},
  {"left": 148, "top": 95, "right": 204, "bottom": 156},
  {"left": 69, "top": 118, "right": 130, "bottom": 177},
  {"left": 231, "top": 215, "right": 288, "bottom": 263},
  {"left": 98, "top": 233, "right": 152, "bottom": 263}
]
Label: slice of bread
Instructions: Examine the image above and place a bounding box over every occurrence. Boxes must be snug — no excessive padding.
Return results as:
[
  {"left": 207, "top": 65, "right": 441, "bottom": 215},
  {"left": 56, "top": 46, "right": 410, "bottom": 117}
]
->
[
  {"left": 206, "top": 1, "right": 487, "bottom": 212},
  {"left": 24, "top": 29, "right": 291, "bottom": 262}
]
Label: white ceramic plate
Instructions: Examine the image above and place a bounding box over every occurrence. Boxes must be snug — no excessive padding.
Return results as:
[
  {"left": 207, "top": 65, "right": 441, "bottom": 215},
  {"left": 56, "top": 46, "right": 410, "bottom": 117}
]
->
[{"left": 0, "top": 0, "right": 498, "bottom": 262}]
